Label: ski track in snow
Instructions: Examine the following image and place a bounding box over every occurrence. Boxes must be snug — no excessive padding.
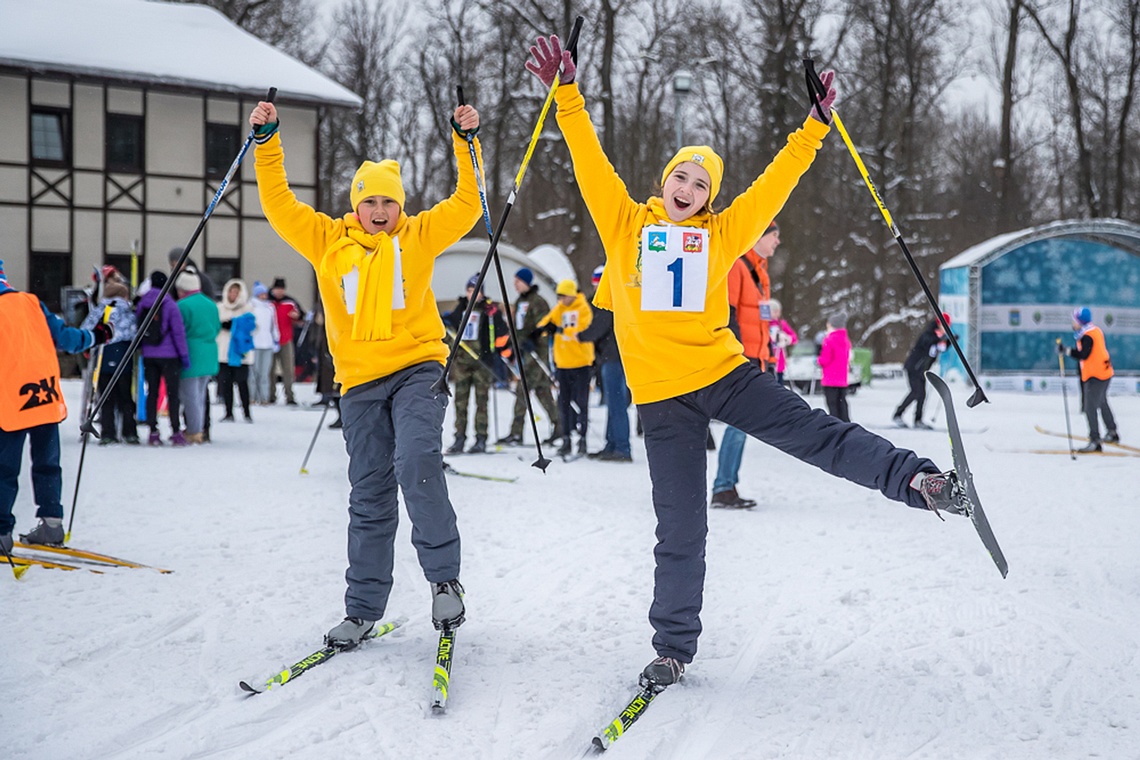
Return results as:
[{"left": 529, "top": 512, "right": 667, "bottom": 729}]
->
[{"left": 3, "top": 378, "right": 1139, "bottom": 760}]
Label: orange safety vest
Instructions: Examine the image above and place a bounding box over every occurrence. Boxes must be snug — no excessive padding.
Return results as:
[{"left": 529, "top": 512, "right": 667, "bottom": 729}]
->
[
  {"left": 0, "top": 291, "right": 68, "bottom": 431},
  {"left": 1080, "top": 325, "right": 1113, "bottom": 382}
]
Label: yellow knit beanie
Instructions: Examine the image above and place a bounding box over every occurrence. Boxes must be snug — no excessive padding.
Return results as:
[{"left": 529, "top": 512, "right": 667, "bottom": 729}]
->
[
  {"left": 350, "top": 160, "right": 406, "bottom": 213},
  {"left": 661, "top": 146, "right": 724, "bottom": 204},
  {"left": 556, "top": 279, "right": 577, "bottom": 297}
]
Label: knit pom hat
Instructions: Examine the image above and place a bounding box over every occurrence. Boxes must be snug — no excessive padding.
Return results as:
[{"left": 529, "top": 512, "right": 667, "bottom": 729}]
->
[
  {"left": 1073, "top": 307, "right": 1092, "bottom": 325},
  {"left": 253, "top": 281, "right": 268, "bottom": 298},
  {"left": 175, "top": 271, "right": 201, "bottom": 294},
  {"left": 661, "top": 146, "right": 725, "bottom": 204},
  {"left": 592, "top": 265, "right": 604, "bottom": 286},
  {"left": 515, "top": 267, "right": 534, "bottom": 286},
  {"left": 350, "top": 159, "right": 405, "bottom": 213},
  {"left": 556, "top": 279, "right": 577, "bottom": 297}
]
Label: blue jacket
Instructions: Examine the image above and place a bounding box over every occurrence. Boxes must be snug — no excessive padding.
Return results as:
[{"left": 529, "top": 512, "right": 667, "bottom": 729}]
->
[{"left": 227, "top": 312, "right": 256, "bottom": 367}]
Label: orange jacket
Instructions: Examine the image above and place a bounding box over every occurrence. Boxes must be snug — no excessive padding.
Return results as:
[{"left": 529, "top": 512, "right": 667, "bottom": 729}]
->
[
  {"left": 1079, "top": 326, "right": 1113, "bottom": 382},
  {"left": 726, "top": 251, "right": 770, "bottom": 364},
  {"left": 0, "top": 291, "right": 68, "bottom": 431}
]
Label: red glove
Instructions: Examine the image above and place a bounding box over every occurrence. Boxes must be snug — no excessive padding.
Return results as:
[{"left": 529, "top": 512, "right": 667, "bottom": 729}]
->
[
  {"left": 92, "top": 321, "right": 114, "bottom": 345},
  {"left": 810, "top": 70, "right": 836, "bottom": 123},
  {"left": 525, "top": 35, "right": 575, "bottom": 88}
]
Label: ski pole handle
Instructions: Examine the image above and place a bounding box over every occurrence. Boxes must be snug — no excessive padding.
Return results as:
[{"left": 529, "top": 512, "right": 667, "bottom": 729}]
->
[
  {"left": 566, "top": 15, "right": 584, "bottom": 62},
  {"left": 457, "top": 85, "right": 465, "bottom": 107},
  {"left": 266, "top": 87, "right": 277, "bottom": 103}
]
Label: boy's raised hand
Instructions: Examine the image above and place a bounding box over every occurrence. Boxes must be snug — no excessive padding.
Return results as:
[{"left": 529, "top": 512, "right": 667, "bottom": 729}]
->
[
  {"left": 250, "top": 101, "right": 277, "bottom": 129},
  {"left": 525, "top": 35, "right": 575, "bottom": 88}
]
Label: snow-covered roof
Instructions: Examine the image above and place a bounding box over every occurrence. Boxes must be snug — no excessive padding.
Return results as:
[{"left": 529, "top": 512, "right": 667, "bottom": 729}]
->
[
  {"left": 0, "top": 0, "right": 362, "bottom": 109},
  {"left": 941, "top": 218, "right": 1140, "bottom": 271}
]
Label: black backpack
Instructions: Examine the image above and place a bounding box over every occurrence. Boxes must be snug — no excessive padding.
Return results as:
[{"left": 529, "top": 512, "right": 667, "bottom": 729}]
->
[{"left": 140, "top": 303, "right": 164, "bottom": 346}]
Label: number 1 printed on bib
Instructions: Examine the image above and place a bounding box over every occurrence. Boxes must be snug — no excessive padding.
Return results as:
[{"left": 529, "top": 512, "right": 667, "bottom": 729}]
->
[{"left": 640, "top": 225, "right": 709, "bottom": 312}]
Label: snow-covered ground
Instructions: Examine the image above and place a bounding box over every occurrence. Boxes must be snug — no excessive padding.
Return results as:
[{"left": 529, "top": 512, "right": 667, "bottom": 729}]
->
[{"left": 4, "top": 376, "right": 1138, "bottom": 760}]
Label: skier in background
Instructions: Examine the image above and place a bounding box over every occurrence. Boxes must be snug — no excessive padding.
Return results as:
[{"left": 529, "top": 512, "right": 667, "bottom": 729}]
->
[
  {"left": 1060, "top": 307, "right": 1118, "bottom": 453},
  {"left": 1, "top": 259, "right": 113, "bottom": 550},
  {"left": 892, "top": 315, "right": 951, "bottom": 429}
]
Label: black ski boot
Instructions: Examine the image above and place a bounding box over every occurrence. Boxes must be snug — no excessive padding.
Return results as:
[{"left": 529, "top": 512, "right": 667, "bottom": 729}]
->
[
  {"left": 445, "top": 437, "right": 466, "bottom": 455},
  {"left": 467, "top": 435, "right": 487, "bottom": 454}
]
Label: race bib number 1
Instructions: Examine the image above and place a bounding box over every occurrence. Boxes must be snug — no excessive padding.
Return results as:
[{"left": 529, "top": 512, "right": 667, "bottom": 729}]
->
[{"left": 639, "top": 225, "right": 709, "bottom": 312}]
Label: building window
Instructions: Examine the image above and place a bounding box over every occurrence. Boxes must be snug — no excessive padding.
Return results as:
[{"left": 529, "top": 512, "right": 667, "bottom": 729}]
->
[
  {"left": 205, "top": 258, "right": 238, "bottom": 289},
  {"left": 30, "top": 251, "right": 73, "bottom": 313},
  {"left": 205, "top": 123, "right": 240, "bottom": 178},
  {"left": 31, "top": 108, "right": 70, "bottom": 167},
  {"left": 106, "top": 113, "right": 144, "bottom": 173}
]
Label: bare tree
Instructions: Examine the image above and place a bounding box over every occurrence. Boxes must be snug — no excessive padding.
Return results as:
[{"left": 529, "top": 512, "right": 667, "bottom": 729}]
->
[
  {"left": 169, "top": 0, "right": 326, "bottom": 65},
  {"left": 1023, "top": 0, "right": 1100, "bottom": 216}
]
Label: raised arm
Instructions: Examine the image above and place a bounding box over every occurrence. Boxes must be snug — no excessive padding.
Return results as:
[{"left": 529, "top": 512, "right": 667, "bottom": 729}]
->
[
  {"left": 409, "top": 106, "right": 484, "bottom": 256},
  {"left": 250, "top": 101, "right": 339, "bottom": 266}
]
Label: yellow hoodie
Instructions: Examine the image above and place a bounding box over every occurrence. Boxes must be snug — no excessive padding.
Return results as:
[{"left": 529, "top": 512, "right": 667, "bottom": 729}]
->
[
  {"left": 537, "top": 292, "right": 595, "bottom": 369},
  {"left": 255, "top": 132, "right": 482, "bottom": 392},
  {"left": 554, "top": 83, "right": 828, "bottom": 404}
]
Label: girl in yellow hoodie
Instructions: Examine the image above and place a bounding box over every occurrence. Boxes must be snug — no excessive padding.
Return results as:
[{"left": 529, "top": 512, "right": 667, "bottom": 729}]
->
[
  {"left": 526, "top": 36, "right": 960, "bottom": 689},
  {"left": 248, "top": 100, "right": 481, "bottom": 646},
  {"left": 536, "top": 279, "right": 595, "bottom": 456}
]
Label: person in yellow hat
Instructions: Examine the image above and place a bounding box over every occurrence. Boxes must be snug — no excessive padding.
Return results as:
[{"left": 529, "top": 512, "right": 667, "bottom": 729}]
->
[
  {"left": 248, "top": 98, "right": 483, "bottom": 646},
  {"left": 526, "top": 35, "right": 964, "bottom": 690},
  {"left": 534, "top": 279, "right": 594, "bottom": 457}
]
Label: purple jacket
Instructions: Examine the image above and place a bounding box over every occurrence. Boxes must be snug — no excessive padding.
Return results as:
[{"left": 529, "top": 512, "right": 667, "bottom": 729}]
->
[
  {"left": 817, "top": 328, "right": 851, "bottom": 387},
  {"left": 136, "top": 288, "right": 189, "bottom": 363}
]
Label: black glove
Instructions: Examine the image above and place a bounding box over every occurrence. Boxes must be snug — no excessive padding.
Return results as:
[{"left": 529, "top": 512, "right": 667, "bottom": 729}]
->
[
  {"left": 221, "top": 319, "right": 233, "bottom": 331},
  {"left": 1056, "top": 341, "right": 1067, "bottom": 355},
  {"left": 92, "top": 321, "right": 114, "bottom": 345}
]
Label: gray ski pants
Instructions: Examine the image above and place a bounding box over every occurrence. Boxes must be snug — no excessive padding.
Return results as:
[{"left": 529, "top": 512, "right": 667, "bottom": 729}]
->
[
  {"left": 638, "top": 363, "right": 938, "bottom": 663},
  {"left": 339, "top": 361, "right": 460, "bottom": 621}
]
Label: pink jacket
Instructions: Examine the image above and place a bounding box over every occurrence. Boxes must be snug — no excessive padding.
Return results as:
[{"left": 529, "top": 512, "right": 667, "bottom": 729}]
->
[
  {"left": 817, "top": 328, "right": 851, "bottom": 387},
  {"left": 770, "top": 318, "right": 798, "bottom": 373}
]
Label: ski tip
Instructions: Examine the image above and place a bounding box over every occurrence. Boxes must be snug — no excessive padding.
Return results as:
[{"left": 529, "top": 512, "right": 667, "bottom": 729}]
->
[
  {"left": 238, "top": 680, "right": 263, "bottom": 695},
  {"left": 591, "top": 736, "right": 608, "bottom": 753}
]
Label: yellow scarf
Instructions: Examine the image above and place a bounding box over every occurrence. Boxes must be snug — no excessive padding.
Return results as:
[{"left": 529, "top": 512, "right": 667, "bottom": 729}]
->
[
  {"left": 592, "top": 198, "right": 709, "bottom": 311},
  {"left": 320, "top": 227, "right": 398, "bottom": 341}
]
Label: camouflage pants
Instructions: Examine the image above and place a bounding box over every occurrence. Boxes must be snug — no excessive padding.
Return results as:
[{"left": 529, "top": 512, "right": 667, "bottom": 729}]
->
[
  {"left": 452, "top": 350, "right": 491, "bottom": 440},
  {"left": 509, "top": 361, "right": 559, "bottom": 438}
]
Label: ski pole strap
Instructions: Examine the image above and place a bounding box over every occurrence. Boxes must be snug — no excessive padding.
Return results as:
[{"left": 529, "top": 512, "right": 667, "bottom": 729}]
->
[{"left": 802, "top": 58, "right": 831, "bottom": 126}]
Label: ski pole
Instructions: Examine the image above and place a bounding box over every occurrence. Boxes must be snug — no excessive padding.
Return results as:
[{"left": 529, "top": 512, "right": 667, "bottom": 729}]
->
[
  {"left": 1056, "top": 339, "right": 1076, "bottom": 460},
  {"left": 66, "top": 303, "right": 113, "bottom": 543},
  {"left": 81, "top": 88, "right": 278, "bottom": 438},
  {"left": 300, "top": 398, "right": 332, "bottom": 474},
  {"left": 2, "top": 542, "right": 29, "bottom": 580},
  {"left": 803, "top": 61, "right": 987, "bottom": 408},
  {"left": 432, "top": 19, "right": 584, "bottom": 470}
]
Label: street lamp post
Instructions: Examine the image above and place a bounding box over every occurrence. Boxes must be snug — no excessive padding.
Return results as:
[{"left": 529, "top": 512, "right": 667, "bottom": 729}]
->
[{"left": 673, "top": 69, "right": 692, "bottom": 150}]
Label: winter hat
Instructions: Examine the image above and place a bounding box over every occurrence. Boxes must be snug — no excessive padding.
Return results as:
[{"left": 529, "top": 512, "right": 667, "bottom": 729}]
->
[
  {"left": 515, "top": 267, "right": 534, "bottom": 286},
  {"left": 150, "top": 271, "right": 168, "bottom": 290},
  {"left": 662, "top": 145, "right": 725, "bottom": 204},
  {"left": 592, "top": 265, "right": 604, "bottom": 286},
  {"left": 0, "top": 259, "right": 8, "bottom": 287},
  {"left": 103, "top": 279, "right": 129, "bottom": 301},
  {"left": 556, "top": 279, "right": 577, "bottom": 297},
  {"left": 941, "top": 311, "right": 952, "bottom": 326},
  {"left": 175, "top": 271, "right": 201, "bottom": 294},
  {"left": 1073, "top": 307, "right": 1092, "bottom": 325},
  {"left": 763, "top": 220, "right": 779, "bottom": 236},
  {"left": 829, "top": 312, "right": 848, "bottom": 329},
  {"left": 271, "top": 277, "right": 286, "bottom": 290},
  {"left": 350, "top": 159, "right": 405, "bottom": 213},
  {"left": 167, "top": 247, "right": 184, "bottom": 265},
  {"left": 465, "top": 273, "right": 481, "bottom": 291},
  {"left": 253, "top": 281, "right": 268, "bottom": 298}
]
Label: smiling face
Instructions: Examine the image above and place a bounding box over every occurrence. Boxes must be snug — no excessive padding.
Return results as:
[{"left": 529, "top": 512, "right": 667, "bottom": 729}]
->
[
  {"left": 356, "top": 195, "right": 401, "bottom": 235},
  {"left": 662, "top": 162, "right": 712, "bottom": 222}
]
